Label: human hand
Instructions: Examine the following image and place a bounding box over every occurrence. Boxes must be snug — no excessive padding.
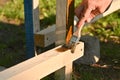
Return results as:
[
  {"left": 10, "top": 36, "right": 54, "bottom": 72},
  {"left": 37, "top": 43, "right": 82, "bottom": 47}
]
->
[{"left": 75, "top": 0, "right": 112, "bottom": 28}]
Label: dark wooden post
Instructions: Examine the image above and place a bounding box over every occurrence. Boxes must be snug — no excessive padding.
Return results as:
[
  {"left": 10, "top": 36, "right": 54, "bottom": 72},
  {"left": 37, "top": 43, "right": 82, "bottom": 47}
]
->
[
  {"left": 66, "top": 0, "right": 74, "bottom": 44},
  {"left": 24, "top": 0, "right": 40, "bottom": 58}
]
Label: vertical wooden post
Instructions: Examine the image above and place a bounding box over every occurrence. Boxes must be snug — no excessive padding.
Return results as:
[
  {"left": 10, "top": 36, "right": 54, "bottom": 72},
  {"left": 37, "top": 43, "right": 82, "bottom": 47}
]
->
[
  {"left": 66, "top": 0, "right": 74, "bottom": 44},
  {"left": 65, "top": 62, "right": 73, "bottom": 80},
  {"left": 33, "top": 0, "right": 40, "bottom": 33},
  {"left": 24, "top": 0, "right": 40, "bottom": 58},
  {"left": 55, "top": 0, "right": 74, "bottom": 80},
  {"left": 56, "top": 0, "right": 67, "bottom": 45},
  {"left": 24, "top": 0, "right": 35, "bottom": 58},
  {"left": 55, "top": 0, "right": 67, "bottom": 79}
]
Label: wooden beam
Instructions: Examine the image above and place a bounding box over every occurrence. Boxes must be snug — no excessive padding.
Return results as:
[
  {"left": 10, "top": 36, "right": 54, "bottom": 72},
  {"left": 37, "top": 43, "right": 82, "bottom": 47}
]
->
[
  {"left": 0, "top": 42, "right": 84, "bottom": 80},
  {"left": 34, "top": 25, "right": 56, "bottom": 47},
  {"left": 24, "top": 0, "right": 35, "bottom": 58},
  {"left": 66, "top": 0, "right": 74, "bottom": 44},
  {"left": 24, "top": 0, "right": 40, "bottom": 57},
  {"left": 55, "top": 0, "right": 75, "bottom": 79},
  {"left": 56, "top": 0, "right": 67, "bottom": 45},
  {"left": 33, "top": 0, "right": 40, "bottom": 33},
  {"left": 65, "top": 62, "right": 72, "bottom": 80}
]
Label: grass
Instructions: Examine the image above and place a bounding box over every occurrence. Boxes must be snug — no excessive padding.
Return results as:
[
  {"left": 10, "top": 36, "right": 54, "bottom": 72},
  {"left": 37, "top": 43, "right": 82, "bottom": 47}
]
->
[
  {"left": 0, "top": 0, "right": 119, "bottom": 80},
  {"left": 0, "top": 22, "right": 26, "bottom": 67},
  {"left": 0, "top": 0, "right": 24, "bottom": 20}
]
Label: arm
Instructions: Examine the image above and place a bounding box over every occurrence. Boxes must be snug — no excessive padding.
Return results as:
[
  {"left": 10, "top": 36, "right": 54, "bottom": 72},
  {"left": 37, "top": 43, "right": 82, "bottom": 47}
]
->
[{"left": 75, "top": 0, "right": 113, "bottom": 28}]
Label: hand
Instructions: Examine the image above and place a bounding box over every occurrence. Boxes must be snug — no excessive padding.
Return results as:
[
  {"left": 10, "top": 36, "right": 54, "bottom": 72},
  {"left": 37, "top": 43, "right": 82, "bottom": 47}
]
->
[{"left": 75, "top": 0, "right": 112, "bottom": 28}]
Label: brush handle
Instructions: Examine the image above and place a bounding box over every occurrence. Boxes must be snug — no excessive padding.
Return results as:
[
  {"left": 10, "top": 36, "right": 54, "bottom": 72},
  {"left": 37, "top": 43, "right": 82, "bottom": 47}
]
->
[{"left": 73, "top": 23, "right": 84, "bottom": 40}]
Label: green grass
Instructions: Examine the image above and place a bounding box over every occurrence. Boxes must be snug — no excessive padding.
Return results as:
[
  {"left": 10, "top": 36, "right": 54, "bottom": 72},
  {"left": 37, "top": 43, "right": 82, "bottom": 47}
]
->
[
  {"left": 39, "top": 0, "right": 56, "bottom": 18},
  {"left": 0, "top": 23, "right": 26, "bottom": 67},
  {"left": 0, "top": 0, "right": 24, "bottom": 20}
]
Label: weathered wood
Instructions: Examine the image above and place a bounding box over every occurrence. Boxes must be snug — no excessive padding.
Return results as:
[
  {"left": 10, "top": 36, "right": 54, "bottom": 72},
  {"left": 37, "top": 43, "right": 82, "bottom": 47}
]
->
[
  {"left": 33, "top": 0, "right": 40, "bottom": 33},
  {"left": 56, "top": 0, "right": 67, "bottom": 45},
  {"left": 34, "top": 25, "right": 56, "bottom": 47},
  {"left": 55, "top": 0, "right": 75, "bottom": 80},
  {"left": 0, "top": 42, "right": 84, "bottom": 80}
]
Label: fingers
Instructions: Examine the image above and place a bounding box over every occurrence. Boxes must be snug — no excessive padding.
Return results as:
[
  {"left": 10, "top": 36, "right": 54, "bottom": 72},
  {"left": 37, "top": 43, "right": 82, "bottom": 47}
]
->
[
  {"left": 75, "top": 3, "right": 84, "bottom": 18},
  {"left": 75, "top": 0, "right": 113, "bottom": 28},
  {"left": 86, "top": 9, "right": 101, "bottom": 22},
  {"left": 75, "top": 0, "right": 97, "bottom": 28},
  {"left": 77, "top": 5, "right": 102, "bottom": 28},
  {"left": 77, "top": 6, "right": 93, "bottom": 28}
]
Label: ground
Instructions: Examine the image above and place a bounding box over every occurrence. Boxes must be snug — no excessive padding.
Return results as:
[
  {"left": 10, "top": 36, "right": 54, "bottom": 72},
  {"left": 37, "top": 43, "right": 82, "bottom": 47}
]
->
[{"left": 74, "top": 41, "right": 120, "bottom": 80}]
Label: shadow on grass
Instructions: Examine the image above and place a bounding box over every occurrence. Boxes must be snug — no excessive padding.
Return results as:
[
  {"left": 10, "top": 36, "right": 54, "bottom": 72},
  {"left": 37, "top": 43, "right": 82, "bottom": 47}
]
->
[
  {"left": 73, "top": 41, "right": 120, "bottom": 80},
  {"left": 0, "top": 14, "right": 56, "bottom": 68},
  {"left": 0, "top": 21, "right": 26, "bottom": 67}
]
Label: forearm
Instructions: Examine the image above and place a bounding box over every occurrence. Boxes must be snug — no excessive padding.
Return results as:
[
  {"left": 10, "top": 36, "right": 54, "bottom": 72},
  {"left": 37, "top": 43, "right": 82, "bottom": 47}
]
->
[{"left": 91, "top": 0, "right": 120, "bottom": 23}]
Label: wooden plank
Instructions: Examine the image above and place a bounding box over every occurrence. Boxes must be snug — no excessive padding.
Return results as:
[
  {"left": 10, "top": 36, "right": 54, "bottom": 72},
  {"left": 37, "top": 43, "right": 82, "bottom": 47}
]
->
[
  {"left": 66, "top": 0, "right": 74, "bottom": 44},
  {"left": 65, "top": 62, "right": 72, "bottom": 80},
  {"left": 55, "top": 0, "right": 74, "bottom": 80},
  {"left": 33, "top": 0, "right": 40, "bottom": 33},
  {"left": 24, "top": 0, "right": 35, "bottom": 58},
  {"left": 34, "top": 25, "right": 56, "bottom": 47},
  {"left": 56, "top": 0, "right": 67, "bottom": 45},
  {"left": 0, "top": 42, "right": 84, "bottom": 80}
]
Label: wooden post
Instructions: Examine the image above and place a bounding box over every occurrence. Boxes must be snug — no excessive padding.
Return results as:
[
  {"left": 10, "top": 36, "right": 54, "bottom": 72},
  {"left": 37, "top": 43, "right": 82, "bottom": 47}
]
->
[
  {"left": 55, "top": 0, "right": 75, "bottom": 80},
  {"left": 65, "top": 62, "right": 72, "bottom": 80},
  {"left": 56, "top": 0, "right": 67, "bottom": 45},
  {"left": 24, "top": 0, "right": 40, "bottom": 58},
  {"left": 66, "top": 0, "right": 74, "bottom": 44},
  {"left": 32, "top": 0, "right": 40, "bottom": 33},
  {"left": 24, "top": 0, "right": 35, "bottom": 58}
]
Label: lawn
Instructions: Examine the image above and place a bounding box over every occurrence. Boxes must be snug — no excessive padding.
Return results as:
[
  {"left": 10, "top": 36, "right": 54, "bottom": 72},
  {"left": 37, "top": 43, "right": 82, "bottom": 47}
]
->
[{"left": 0, "top": 0, "right": 120, "bottom": 80}]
